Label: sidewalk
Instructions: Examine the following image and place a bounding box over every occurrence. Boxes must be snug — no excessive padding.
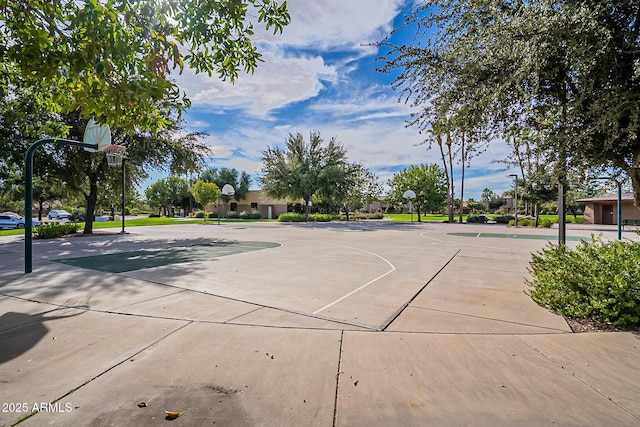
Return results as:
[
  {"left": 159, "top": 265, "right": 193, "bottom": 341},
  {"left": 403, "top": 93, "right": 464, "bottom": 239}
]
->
[{"left": 0, "top": 222, "right": 638, "bottom": 426}]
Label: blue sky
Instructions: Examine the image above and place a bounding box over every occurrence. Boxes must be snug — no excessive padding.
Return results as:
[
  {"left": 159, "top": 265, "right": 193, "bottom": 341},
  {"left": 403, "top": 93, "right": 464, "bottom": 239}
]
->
[{"left": 157, "top": 0, "right": 518, "bottom": 200}]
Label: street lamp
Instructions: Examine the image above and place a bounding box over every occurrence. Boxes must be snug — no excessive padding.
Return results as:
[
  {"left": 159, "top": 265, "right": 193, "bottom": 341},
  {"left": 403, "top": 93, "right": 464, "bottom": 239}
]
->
[{"left": 508, "top": 174, "right": 518, "bottom": 227}]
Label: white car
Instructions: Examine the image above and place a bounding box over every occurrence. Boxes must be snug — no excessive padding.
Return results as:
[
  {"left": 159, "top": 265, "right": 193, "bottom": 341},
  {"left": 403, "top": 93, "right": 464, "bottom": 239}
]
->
[
  {"left": 0, "top": 214, "right": 41, "bottom": 229},
  {"left": 48, "top": 210, "right": 71, "bottom": 220}
]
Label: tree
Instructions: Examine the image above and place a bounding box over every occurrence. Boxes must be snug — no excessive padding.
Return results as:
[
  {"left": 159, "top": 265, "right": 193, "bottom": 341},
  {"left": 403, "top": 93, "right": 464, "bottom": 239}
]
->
[
  {"left": 379, "top": 0, "right": 640, "bottom": 238},
  {"left": 191, "top": 180, "right": 220, "bottom": 221},
  {"left": 145, "top": 180, "right": 170, "bottom": 216},
  {"left": 481, "top": 188, "right": 504, "bottom": 213},
  {"left": 43, "top": 113, "right": 210, "bottom": 233},
  {"left": 260, "top": 131, "right": 351, "bottom": 221},
  {"left": 466, "top": 198, "right": 484, "bottom": 214},
  {"left": 0, "top": 0, "right": 290, "bottom": 131},
  {"left": 164, "top": 177, "right": 190, "bottom": 217},
  {"left": 387, "top": 164, "right": 447, "bottom": 222},
  {"left": 317, "top": 163, "right": 382, "bottom": 220},
  {"left": 355, "top": 165, "right": 384, "bottom": 213},
  {"left": 32, "top": 177, "right": 66, "bottom": 221},
  {"left": 200, "top": 167, "right": 251, "bottom": 211},
  {"left": 145, "top": 177, "right": 190, "bottom": 216}
]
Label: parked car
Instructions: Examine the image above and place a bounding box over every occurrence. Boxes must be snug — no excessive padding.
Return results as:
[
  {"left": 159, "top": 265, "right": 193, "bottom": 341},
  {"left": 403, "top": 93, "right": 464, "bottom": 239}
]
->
[
  {"left": 0, "top": 214, "right": 41, "bottom": 229},
  {"left": 48, "top": 210, "right": 71, "bottom": 220}
]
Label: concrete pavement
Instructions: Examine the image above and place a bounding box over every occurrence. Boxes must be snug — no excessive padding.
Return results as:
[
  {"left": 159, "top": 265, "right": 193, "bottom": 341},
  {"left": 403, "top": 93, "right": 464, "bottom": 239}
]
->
[{"left": 0, "top": 222, "right": 638, "bottom": 426}]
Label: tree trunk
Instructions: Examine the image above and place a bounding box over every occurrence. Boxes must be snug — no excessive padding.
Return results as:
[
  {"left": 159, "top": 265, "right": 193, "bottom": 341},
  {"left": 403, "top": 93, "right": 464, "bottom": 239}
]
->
[
  {"left": 437, "top": 137, "right": 453, "bottom": 223},
  {"left": 458, "top": 135, "right": 465, "bottom": 224},
  {"left": 630, "top": 167, "right": 640, "bottom": 208},
  {"left": 446, "top": 134, "right": 455, "bottom": 223},
  {"left": 83, "top": 174, "right": 98, "bottom": 234}
]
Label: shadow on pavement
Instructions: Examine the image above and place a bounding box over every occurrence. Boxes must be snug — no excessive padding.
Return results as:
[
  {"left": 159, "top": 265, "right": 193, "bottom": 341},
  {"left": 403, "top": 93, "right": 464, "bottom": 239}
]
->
[{"left": 0, "top": 307, "right": 87, "bottom": 364}]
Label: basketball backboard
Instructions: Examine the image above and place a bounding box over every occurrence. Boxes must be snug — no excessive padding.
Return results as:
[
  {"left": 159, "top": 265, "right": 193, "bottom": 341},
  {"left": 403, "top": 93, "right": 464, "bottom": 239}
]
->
[{"left": 83, "top": 119, "right": 112, "bottom": 152}]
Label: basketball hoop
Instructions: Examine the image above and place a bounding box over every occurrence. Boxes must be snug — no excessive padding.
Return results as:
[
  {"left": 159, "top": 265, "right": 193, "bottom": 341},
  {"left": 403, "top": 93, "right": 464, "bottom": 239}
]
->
[{"left": 103, "top": 145, "right": 126, "bottom": 167}]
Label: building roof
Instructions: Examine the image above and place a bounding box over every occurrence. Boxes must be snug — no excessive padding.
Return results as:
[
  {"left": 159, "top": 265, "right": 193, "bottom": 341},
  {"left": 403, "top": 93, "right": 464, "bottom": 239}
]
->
[{"left": 577, "top": 192, "right": 636, "bottom": 203}]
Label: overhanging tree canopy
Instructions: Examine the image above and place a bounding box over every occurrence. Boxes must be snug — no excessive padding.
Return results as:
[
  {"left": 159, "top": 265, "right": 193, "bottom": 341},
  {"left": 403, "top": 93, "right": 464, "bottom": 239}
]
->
[
  {"left": 0, "top": 0, "right": 290, "bottom": 131},
  {"left": 379, "top": 0, "right": 640, "bottom": 205}
]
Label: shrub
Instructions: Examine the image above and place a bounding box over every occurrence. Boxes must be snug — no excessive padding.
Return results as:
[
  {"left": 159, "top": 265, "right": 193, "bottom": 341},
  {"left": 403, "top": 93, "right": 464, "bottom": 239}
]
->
[
  {"left": 207, "top": 212, "right": 217, "bottom": 218},
  {"left": 69, "top": 210, "right": 85, "bottom": 221},
  {"left": 309, "top": 213, "right": 333, "bottom": 222},
  {"left": 195, "top": 211, "right": 205, "bottom": 218},
  {"left": 467, "top": 214, "right": 488, "bottom": 223},
  {"left": 249, "top": 211, "right": 262, "bottom": 219},
  {"left": 226, "top": 211, "right": 240, "bottom": 219},
  {"left": 539, "top": 218, "right": 554, "bottom": 228},
  {"left": 149, "top": 213, "right": 161, "bottom": 218},
  {"left": 238, "top": 210, "right": 250, "bottom": 219},
  {"left": 494, "top": 215, "right": 514, "bottom": 224},
  {"left": 575, "top": 217, "right": 584, "bottom": 224},
  {"left": 277, "top": 213, "right": 306, "bottom": 222},
  {"left": 34, "top": 223, "right": 81, "bottom": 239},
  {"left": 527, "top": 236, "right": 640, "bottom": 327},
  {"left": 351, "top": 212, "right": 384, "bottom": 220}
]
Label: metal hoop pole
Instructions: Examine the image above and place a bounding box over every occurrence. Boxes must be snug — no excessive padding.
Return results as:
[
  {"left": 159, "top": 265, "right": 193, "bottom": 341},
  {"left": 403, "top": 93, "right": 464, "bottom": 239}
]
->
[
  {"left": 24, "top": 138, "right": 97, "bottom": 273},
  {"left": 121, "top": 156, "right": 126, "bottom": 234}
]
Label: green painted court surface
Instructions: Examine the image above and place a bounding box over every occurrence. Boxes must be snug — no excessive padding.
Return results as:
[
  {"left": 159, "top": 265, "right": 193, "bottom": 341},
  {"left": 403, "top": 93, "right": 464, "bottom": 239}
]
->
[
  {"left": 447, "top": 232, "right": 585, "bottom": 241},
  {"left": 56, "top": 240, "right": 280, "bottom": 273}
]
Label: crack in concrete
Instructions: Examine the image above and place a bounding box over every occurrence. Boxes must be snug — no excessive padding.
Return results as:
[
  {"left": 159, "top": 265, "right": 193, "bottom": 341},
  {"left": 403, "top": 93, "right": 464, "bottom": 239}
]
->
[
  {"left": 12, "top": 321, "right": 193, "bottom": 425},
  {"left": 520, "top": 338, "right": 640, "bottom": 422},
  {"left": 332, "top": 330, "right": 344, "bottom": 427}
]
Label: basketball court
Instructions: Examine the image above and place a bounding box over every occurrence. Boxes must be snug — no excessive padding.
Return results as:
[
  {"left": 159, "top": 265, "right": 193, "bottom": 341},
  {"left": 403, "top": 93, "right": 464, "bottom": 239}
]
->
[{"left": 1, "top": 221, "right": 639, "bottom": 426}]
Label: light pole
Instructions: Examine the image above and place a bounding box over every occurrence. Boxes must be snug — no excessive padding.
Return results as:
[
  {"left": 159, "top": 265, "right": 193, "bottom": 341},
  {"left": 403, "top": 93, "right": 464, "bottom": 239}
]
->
[
  {"left": 120, "top": 156, "right": 126, "bottom": 234},
  {"left": 508, "top": 174, "right": 518, "bottom": 227}
]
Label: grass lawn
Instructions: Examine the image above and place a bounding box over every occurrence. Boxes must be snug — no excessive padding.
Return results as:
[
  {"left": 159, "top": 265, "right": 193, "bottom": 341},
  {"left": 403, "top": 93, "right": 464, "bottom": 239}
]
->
[
  {"left": 0, "top": 216, "right": 273, "bottom": 236},
  {"left": 383, "top": 213, "right": 584, "bottom": 223},
  {"left": 0, "top": 214, "right": 587, "bottom": 237},
  {"left": 384, "top": 213, "right": 454, "bottom": 222}
]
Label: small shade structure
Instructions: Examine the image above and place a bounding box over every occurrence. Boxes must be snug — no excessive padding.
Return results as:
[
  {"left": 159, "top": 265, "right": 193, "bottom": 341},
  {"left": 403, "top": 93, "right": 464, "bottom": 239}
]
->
[{"left": 578, "top": 193, "right": 640, "bottom": 225}]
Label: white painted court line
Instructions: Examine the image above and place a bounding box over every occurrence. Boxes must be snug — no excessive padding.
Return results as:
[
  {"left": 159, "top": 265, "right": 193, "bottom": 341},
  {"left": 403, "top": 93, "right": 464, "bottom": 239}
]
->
[
  {"left": 312, "top": 244, "right": 396, "bottom": 314},
  {"left": 419, "top": 231, "right": 533, "bottom": 253}
]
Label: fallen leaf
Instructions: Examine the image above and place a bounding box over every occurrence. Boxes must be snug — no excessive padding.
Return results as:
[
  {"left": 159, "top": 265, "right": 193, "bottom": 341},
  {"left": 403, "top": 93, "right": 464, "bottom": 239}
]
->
[{"left": 165, "top": 411, "right": 183, "bottom": 419}]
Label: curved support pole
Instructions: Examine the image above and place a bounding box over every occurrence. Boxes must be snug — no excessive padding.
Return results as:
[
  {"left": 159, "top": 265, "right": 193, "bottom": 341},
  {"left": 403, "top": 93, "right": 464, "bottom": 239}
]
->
[{"left": 24, "top": 138, "right": 98, "bottom": 273}]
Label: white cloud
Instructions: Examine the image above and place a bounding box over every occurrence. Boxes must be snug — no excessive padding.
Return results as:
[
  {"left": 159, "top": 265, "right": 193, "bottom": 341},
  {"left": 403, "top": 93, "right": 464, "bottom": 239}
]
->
[
  {"left": 176, "top": 52, "right": 337, "bottom": 115},
  {"left": 174, "top": 0, "right": 407, "bottom": 115},
  {"left": 254, "top": 0, "right": 407, "bottom": 49},
  {"left": 151, "top": 1, "right": 518, "bottom": 201}
]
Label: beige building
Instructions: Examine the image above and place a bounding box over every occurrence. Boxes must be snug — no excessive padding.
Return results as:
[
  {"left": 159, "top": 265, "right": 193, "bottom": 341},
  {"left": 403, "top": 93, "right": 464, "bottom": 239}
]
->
[
  {"left": 578, "top": 193, "right": 640, "bottom": 225},
  {"left": 206, "top": 190, "right": 289, "bottom": 220}
]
